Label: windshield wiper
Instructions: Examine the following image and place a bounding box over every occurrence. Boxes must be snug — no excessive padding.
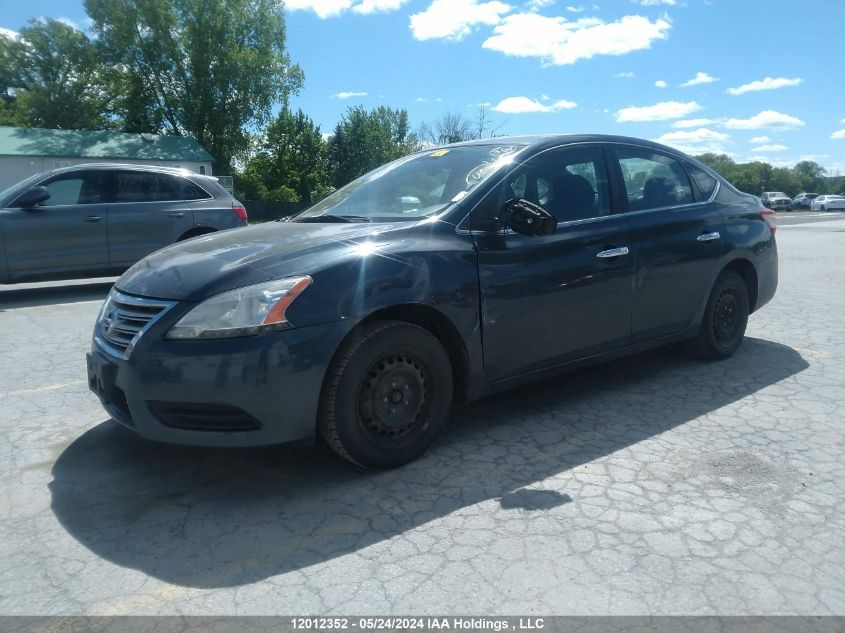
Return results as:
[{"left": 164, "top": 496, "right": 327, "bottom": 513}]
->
[{"left": 291, "top": 214, "right": 371, "bottom": 223}]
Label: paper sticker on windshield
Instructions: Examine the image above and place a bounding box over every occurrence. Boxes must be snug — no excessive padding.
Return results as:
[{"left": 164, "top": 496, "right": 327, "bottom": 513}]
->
[{"left": 430, "top": 150, "right": 450, "bottom": 157}]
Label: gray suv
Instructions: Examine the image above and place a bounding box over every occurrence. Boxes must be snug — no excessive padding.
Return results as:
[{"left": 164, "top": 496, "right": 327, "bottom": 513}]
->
[{"left": 0, "top": 164, "right": 247, "bottom": 284}]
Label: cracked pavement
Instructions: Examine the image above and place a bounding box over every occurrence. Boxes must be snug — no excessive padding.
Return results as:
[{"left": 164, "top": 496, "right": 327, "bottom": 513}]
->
[{"left": 1, "top": 216, "right": 844, "bottom": 615}]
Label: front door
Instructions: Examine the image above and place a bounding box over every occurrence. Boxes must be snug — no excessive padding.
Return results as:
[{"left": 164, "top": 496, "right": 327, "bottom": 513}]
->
[
  {"left": 472, "top": 145, "right": 634, "bottom": 381},
  {"left": 1, "top": 170, "right": 109, "bottom": 280},
  {"left": 611, "top": 146, "right": 725, "bottom": 342}
]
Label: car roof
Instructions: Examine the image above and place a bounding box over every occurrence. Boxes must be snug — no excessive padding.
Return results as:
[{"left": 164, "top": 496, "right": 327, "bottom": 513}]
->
[
  {"left": 45, "top": 162, "right": 215, "bottom": 180},
  {"left": 438, "top": 133, "right": 694, "bottom": 156}
]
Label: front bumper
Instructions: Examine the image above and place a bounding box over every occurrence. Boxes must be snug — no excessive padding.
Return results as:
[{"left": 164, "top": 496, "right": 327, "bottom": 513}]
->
[{"left": 87, "top": 317, "right": 354, "bottom": 447}]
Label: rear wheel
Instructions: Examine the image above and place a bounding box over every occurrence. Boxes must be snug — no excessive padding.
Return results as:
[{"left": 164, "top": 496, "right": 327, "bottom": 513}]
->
[
  {"left": 687, "top": 270, "right": 749, "bottom": 360},
  {"left": 318, "top": 320, "right": 453, "bottom": 469}
]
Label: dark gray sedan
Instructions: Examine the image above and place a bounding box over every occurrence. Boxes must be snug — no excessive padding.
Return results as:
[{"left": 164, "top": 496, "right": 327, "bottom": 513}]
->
[{"left": 0, "top": 163, "right": 247, "bottom": 284}]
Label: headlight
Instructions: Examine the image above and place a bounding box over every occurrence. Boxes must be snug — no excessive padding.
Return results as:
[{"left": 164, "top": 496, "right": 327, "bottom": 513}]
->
[{"left": 167, "top": 276, "right": 312, "bottom": 339}]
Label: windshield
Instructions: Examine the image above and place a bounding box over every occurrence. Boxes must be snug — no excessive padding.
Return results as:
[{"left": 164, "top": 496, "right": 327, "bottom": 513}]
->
[
  {"left": 0, "top": 173, "right": 42, "bottom": 203},
  {"left": 294, "top": 144, "right": 525, "bottom": 222}
]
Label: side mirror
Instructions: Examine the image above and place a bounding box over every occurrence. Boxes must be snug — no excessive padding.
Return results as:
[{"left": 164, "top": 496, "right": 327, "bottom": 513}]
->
[
  {"left": 500, "top": 198, "right": 557, "bottom": 236},
  {"left": 16, "top": 186, "right": 50, "bottom": 208}
]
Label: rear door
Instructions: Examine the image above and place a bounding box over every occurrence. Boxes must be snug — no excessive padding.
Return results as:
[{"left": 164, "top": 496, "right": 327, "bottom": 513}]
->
[
  {"left": 107, "top": 170, "right": 194, "bottom": 267},
  {"left": 473, "top": 144, "right": 634, "bottom": 380},
  {"left": 610, "top": 145, "right": 725, "bottom": 343},
  {"left": 1, "top": 170, "right": 109, "bottom": 279}
]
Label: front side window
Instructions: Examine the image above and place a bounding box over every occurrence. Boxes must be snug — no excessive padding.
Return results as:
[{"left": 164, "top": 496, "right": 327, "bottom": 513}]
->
[
  {"left": 502, "top": 146, "right": 611, "bottom": 222},
  {"left": 617, "top": 149, "right": 694, "bottom": 211},
  {"left": 115, "top": 172, "right": 181, "bottom": 203},
  {"left": 33, "top": 172, "right": 106, "bottom": 207}
]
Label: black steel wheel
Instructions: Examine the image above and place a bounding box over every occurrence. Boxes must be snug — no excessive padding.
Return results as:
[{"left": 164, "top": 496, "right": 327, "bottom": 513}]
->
[
  {"left": 318, "top": 320, "right": 453, "bottom": 468},
  {"left": 687, "top": 270, "right": 749, "bottom": 360}
]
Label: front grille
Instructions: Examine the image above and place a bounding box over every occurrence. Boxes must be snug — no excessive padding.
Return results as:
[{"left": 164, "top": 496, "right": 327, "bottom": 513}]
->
[
  {"left": 148, "top": 401, "right": 262, "bottom": 432},
  {"left": 96, "top": 291, "right": 176, "bottom": 358}
]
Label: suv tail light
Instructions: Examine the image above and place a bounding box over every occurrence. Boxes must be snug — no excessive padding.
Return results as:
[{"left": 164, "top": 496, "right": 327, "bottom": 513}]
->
[
  {"left": 760, "top": 208, "right": 777, "bottom": 235},
  {"left": 232, "top": 201, "right": 248, "bottom": 223}
]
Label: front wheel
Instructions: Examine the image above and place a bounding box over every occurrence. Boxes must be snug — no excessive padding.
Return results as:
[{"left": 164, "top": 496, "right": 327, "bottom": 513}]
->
[
  {"left": 318, "top": 320, "right": 453, "bottom": 469},
  {"left": 686, "top": 270, "right": 749, "bottom": 360}
]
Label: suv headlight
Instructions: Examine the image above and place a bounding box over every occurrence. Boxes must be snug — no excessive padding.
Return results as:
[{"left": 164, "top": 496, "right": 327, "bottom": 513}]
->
[{"left": 167, "top": 276, "right": 312, "bottom": 339}]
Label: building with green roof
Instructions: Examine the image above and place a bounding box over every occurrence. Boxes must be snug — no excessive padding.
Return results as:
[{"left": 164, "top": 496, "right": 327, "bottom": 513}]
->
[{"left": 0, "top": 126, "right": 214, "bottom": 189}]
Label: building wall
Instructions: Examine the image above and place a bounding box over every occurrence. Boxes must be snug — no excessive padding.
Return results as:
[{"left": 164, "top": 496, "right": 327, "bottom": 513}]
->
[{"left": 0, "top": 156, "right": 213, "bottom": 190}]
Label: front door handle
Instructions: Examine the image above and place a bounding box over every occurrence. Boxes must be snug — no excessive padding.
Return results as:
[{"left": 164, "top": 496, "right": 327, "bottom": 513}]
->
[
  {"left": 85, "top": 215, "right": 102, "bottom": 222},
  {"left": 168, "top": 211, "right": 186, "bottom": 218},
  {"left": 596, "top": 246, "right": 630, "bottom": 259},
  {"left": 697, "top": 232, "right": 721, "bottom": 242}
]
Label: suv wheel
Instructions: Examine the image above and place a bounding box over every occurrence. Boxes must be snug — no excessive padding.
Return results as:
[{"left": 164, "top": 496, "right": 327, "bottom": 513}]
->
[
  {"left": 687, "top": 270, "right": 749, "bottom": 360},
  {"left": 318, "top": 320, "right": 453, "bottom": 469}
]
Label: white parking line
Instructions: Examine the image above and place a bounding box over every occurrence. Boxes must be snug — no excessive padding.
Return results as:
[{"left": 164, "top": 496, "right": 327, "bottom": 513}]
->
[{"left": 0, "top": 380, "right": 87, "bottom": 398}]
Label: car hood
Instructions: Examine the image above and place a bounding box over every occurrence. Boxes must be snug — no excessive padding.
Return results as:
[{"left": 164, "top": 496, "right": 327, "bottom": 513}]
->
[{"left": 116, "top": 221, "right": 415, "bottom": 301}]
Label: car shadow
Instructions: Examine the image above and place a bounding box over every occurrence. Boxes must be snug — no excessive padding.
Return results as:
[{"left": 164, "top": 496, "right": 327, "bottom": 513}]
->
[
  {"left": 49, "top": 337, "right": 808, "bottom": 589},
  {"left": 0, "top": 280, "right": 114, "bottom": 310}
]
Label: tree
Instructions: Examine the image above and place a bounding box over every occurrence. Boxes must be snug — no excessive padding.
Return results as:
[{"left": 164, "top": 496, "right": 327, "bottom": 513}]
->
[
  {"left": 0, "top": 19, "right": 110, "bottom": 129},
  {"left": 238, "top": 108, "right": 330, "bottom": 203},
  {"left": 328, "top": 105, "right": 416, "bottom": 188},
  {"left": 85, "top": 0, "right": 304, "bottom": 173},
  {"left": 418, "top": 111, "right": 473, "bottom": 146}
]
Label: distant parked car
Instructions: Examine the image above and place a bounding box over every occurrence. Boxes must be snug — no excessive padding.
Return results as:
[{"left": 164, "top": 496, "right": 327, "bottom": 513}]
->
[
  {"left": 761, "top": 191, "right": 792, "bottom": 211},
  {"left": 793, "top": 192, "right": 819, "bottom": 209},
  {"left": 810, "top": 195, "right": 845, "bottom": 211},
  {"left": 0, "top": 164, "right": 247, "bottom": 284}
]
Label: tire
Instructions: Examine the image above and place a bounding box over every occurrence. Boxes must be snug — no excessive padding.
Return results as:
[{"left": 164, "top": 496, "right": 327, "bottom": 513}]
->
[
  {"left": 687, "top": 270, "right": 749, "bottom": 360},
  {"left": 821, "top": 205, "right": 826, "bottom": 211},
  {"left": 318, "top": 320, "right": 453, "bottom": 469}
]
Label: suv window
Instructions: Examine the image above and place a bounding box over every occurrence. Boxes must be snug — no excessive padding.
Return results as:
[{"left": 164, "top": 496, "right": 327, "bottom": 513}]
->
[
  {"left": 617, "top": 149, "right": 694, "bottom": 211},
  {"left": 504, "top": 146, "right": 611, "bottom": 222},
  {"left": 30, "top": 171, "right": 107, "bottom": 207},
  {"left": 115, "top": 172, "right": 181, "bottom": 203},
  {"left": 183, "top": 179, "right": 212, "bottom": 200}
]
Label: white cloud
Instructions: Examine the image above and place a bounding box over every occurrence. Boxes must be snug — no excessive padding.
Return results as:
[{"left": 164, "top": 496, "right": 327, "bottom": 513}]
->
[
  {"left": 750, "top": 135, "right": 771, "bottom": 144},
  {"left": 616, "top": 101, "right": 702, "bottom": 122},
  {"left": 726, "top": 76, "right": 802, "bottom": 96},
  {"left": 654, "top": 79, "right": 667, "bottom": 88},
  {"left": 753, "top": 144, "right": 788, "bottom": 152},
  {"left": 832, "top": 129, "right": 845, "bottom": 140},
  {"left": 566, "top": 5, "right": 585, "bottom": 11},
  {"left": 285, "top": 0, "right": 354, "bottom": 18},
  {"left": 410, "top": 0, "right": 512, "bottom": 41},
  {"left": 723, "top": 110, "right": 805, "bottom": 130},
  {"left": 332, "top": 91, "right": 368, "bottom": 99},
  {"left": 635, "top": 0, "right": 676, "bottom": 4},
  {"left": 353, "top": 0, "right": 410, "bottom": 13},
  {"left": 654, "top": 128, "right": 730, "bottom": 154},
  {"left": 492, "top": 96, "right": 577, "bottom": 113},
  {"left": 0, "top": 27, "right": 19, "bottom": 40},
  {"left": 614, "top": 71, "right": 635, "bottom": 78},
  {"left": 680, "top": 71, "right": 718, "bottom": 87},
  {"left": 482, "top": 13, "right": 670, "bottom": 66},
  {"left": 526, "top": 0, "right": 554, "bottom": 8},
  {"left": 672, "top": 117, "right": 721, "bottom": 128}
]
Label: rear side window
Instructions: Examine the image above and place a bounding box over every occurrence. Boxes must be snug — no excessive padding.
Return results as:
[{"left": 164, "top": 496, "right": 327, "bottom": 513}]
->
[
  {"left": 686, "top": 163, "right": 718, "bottom": 199},
  {"left": 115, "top": 172, "right": 181, "bottom": 203},
  {"left": 617, "top": 149, "right": 694, "bottom": 211},
  {"left": 182, "top": 180, "right": 212, "bottom": 200}
]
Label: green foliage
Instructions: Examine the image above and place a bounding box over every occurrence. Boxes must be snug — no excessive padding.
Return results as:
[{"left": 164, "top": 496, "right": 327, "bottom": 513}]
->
[
  {"left": 85, "top": 0, "right": 304, "bottom": 173},
  {"left": 694, "top": 154, "right": 843, "bottom": 197},
  {"left": 237, "top": 108, "right": 328, "bottom": 204},
  {"left": 0, "top": 19, "right": 110, "bottom": 129},
  {"left": 328, "top": 105, "right": 417, "bottom": 188}
]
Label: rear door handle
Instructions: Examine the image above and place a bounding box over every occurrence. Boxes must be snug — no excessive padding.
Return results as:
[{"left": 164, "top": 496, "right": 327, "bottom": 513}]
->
[
  {"left": 596, "top": 246, "right": 630, "bottom": 259},
  {"left": 697, "top": 232, "right": 721, "bottom": 242},
  {"left": 168, "top": 211, "right": 186, "bottom": 218},
  {"left": 85, "top": 215, "right": 102, "bottom": 222}
]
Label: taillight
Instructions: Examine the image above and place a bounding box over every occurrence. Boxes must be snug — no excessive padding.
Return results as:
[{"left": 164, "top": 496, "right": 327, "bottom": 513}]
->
[
  {"left": 760, "top": 208, "right": 777, "bottom": 235},
  {"left": 232, "top": 202, "right": 248, "bottom": 223}
]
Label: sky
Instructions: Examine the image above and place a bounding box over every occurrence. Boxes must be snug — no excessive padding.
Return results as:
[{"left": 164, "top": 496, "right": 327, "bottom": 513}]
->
[{"left": 2, "top": 0, "right": 844, "bottom": 173}]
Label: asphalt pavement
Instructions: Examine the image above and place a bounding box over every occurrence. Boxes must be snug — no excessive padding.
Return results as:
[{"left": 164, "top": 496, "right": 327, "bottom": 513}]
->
[{"left": 0, "top": 217, "right": 843, "bottom": 615}]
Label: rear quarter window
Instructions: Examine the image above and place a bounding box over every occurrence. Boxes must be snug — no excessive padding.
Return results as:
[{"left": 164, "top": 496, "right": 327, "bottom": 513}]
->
[
  {"left": 182, "top": 180, "right": 213, "bottom": 200},
  {"left": 686, "top": 163, "right": 718, "bottom": 199}
]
